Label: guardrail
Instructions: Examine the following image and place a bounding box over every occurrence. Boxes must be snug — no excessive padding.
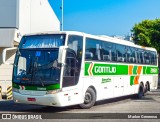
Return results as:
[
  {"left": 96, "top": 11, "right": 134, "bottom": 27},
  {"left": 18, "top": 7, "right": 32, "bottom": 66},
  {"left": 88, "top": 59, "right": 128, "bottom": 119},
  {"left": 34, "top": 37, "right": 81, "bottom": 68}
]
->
[{"left": 6, "top": 86, "right": 12, "bottom": 100}]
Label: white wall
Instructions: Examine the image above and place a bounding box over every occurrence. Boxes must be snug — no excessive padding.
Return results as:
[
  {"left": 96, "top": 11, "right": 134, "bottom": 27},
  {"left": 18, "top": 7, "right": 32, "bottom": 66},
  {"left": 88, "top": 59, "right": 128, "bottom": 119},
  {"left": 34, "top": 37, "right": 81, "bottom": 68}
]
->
[
  {"left": 0, "top": 0, "right": 19, "bottom": 28},
  {"left": 30, "top": 0, "right": 60, "bottom": 33},
  {"left": 19, "top": 0, "right": 60, "bottom": 37},
  {"left": 0, "top": 0, "right": 60, "bottom": 47}
]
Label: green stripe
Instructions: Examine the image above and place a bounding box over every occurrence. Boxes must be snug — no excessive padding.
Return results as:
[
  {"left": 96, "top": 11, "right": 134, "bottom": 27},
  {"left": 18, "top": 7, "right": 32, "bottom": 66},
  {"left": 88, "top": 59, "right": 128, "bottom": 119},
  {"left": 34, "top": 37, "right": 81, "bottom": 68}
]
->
[
  {"left": 143, "top": 66, "right": 147, "bottom": 74},
  {"left": 116, "top": 65, "right": 128, "bottom": 75},
  {"left": 85, "top": 63, "right": 90, "bottom": 76},
  {"left": 143, "top": 66, "right": 158, "bottom": 74},
  {"left": 133, "top": 66, "right": 138, "bottom": 75},
  {"left": 13, "top": 83, "right": 20, "bottom": 89},
  {"left": 92, "top": 64, "right": 118, "bottom": 76},
  {"left": 130, "top": 76, "right": 135, "bottom": 85},
  {"left": 85, "top": 63, "right": 128, "bottom": 76},
  {"left": 85, "top": 62, "right": 158, "bottom": 76},
  {"left": 13, "top": 83, "right": 60, "bottom": 91}
]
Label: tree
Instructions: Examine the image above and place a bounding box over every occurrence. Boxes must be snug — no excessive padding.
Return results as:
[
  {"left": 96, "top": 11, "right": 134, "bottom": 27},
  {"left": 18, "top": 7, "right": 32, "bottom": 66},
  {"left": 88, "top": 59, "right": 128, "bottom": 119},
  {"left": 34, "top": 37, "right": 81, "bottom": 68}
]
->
[{"left": 131, "top": 19, "right": 160, "bottom": 53}]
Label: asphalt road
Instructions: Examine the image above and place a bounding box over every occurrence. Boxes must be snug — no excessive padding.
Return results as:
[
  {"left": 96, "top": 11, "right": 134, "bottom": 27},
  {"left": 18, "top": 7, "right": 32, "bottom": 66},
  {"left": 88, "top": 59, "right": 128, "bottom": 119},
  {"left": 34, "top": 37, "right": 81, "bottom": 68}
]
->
[{"left": 0, "top": 89, "right": 160, "bottom": 121}]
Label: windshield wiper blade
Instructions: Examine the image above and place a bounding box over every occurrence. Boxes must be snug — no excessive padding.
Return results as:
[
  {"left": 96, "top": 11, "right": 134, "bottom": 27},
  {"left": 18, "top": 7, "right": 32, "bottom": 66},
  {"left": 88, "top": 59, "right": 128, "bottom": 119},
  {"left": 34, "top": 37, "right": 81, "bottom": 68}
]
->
[{"left": 39, "top": 77, "right": 44, "bottom": 86}]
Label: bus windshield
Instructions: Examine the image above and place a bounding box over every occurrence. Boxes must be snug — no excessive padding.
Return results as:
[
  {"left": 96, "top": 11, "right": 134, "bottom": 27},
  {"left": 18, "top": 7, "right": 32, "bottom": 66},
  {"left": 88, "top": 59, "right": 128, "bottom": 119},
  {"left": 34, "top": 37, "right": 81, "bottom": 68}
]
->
[{"left": 13, "top": 34, "right": 65, "bottom": 86}]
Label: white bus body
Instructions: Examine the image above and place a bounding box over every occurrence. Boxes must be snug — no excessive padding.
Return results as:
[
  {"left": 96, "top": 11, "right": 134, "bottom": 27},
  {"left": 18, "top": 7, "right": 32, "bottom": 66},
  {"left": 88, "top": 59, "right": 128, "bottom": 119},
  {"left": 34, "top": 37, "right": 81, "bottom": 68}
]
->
[{"left": 11, "top": 31, "right": 158, "bottom": 108}]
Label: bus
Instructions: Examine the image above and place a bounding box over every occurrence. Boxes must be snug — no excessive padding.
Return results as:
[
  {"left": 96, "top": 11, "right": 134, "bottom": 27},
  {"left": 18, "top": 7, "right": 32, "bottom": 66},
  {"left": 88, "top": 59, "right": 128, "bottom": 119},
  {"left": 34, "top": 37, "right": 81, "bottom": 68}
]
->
[{"left": 4, "top": 31, "right": 158, "bottom": 108}]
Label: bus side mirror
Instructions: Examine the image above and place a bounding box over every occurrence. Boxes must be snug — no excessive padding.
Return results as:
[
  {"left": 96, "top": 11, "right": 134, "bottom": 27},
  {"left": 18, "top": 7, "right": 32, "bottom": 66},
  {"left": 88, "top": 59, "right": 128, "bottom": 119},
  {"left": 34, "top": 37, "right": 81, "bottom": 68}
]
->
[
  {"left": 58, "top": 46, "right": 68, "bottom": 64},
  {"left": 2, "top": 47, "right": 17, "bottom": 65}
]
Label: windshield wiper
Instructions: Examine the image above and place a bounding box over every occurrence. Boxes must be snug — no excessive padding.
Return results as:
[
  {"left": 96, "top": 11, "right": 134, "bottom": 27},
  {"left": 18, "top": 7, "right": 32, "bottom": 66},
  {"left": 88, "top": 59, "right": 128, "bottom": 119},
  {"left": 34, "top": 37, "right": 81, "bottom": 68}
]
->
[{"left": 39, "top": 77, "right": 44, "bottom": 86}]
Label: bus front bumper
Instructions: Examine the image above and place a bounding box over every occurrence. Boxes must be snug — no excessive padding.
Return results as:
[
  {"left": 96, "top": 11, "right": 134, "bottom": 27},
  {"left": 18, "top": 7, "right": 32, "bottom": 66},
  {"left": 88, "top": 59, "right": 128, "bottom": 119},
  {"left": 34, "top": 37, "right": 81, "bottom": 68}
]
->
[{"left": 13, "top": 91, "right": 64, "bottom": 107}]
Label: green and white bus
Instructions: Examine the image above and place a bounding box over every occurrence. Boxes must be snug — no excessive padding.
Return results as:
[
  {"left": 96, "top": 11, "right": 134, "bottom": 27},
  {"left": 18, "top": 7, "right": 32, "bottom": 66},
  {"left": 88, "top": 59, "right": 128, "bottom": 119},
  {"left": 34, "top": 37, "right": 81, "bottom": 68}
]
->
[{"left": 8, "top": 31, "right": 158, "bottom": 108}]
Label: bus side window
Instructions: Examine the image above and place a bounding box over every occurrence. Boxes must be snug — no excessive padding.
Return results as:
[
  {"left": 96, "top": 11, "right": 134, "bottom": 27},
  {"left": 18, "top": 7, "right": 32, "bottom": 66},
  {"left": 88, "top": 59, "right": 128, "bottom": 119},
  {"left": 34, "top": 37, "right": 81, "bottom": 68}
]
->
[
  {"left": 151, "top": 52, "right": 157, "bottom": 65},
  {"left": 154, "top": 52, "right": 157, "bottom": 65},
  {"left": 138, "top": 50, "right": 144, "bottom": 64},
  {"left": 111, "top": 44, "right": 116, "bottom": 62},
  {"left": 101, "top": 42, "right": 112, "bottom": 61},
  {"left": 126, "top": 46, "right": 130, "bottom": 63},
  {"left": 116, "top": 44, "right": 126, "bottom": 62},
  {"left": 129, "top": 47, "right": 136, "bottom": 63},
  {"left": 144, "top": 51, "right": 151, "bottom": 64},
  {"left": 85, "top": 38, "right": 101, "bottom": 61},
  {"left": 150, "top": 52, "right": 154, "bottom": 64}
]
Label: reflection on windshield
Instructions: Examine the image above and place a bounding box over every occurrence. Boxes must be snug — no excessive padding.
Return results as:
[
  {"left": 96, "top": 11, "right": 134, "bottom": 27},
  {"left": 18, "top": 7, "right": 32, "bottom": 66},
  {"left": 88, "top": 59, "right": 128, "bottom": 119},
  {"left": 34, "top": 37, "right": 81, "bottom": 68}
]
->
[{"left": 13, "top": 49, "right": 61, "bottom": 86}]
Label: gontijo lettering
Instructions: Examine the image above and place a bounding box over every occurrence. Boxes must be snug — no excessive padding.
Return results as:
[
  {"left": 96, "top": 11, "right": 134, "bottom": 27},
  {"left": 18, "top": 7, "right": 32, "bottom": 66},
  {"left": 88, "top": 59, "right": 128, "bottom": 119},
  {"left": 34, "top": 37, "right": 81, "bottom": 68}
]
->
[{"left": 95, "top": 66, "right": 116, "bottom": 73}]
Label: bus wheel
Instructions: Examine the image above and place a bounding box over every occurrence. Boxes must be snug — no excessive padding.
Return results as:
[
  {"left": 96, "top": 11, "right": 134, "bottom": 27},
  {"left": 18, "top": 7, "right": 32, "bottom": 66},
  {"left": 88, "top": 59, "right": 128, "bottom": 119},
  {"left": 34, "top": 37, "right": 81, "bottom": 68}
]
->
[
  {"left": 137, "top": 83, "right": 144, "bottom": 99},
  {"left": 79, "top": 88, "right": 96, "bottom": 109},
  {"left": 144, "top": 82, "right": 149, "bottom": 93}
]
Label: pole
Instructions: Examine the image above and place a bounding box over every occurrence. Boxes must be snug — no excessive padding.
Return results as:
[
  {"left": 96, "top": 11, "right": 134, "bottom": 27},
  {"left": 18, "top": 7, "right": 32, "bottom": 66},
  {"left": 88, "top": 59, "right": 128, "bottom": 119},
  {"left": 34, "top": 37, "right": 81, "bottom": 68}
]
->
[{"left": 61, "top": 0, "right": 64, "bottom": 31}]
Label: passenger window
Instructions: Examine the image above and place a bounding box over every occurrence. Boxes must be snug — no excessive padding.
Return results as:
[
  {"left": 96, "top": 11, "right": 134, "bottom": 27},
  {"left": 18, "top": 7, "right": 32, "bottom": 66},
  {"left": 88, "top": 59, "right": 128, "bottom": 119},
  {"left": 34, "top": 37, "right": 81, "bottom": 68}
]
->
[
  {"left": 85, "top": 38, "right": 101, "bottom": 61},
  {"left": 150, "top": 52, "right": 157, "bottom": 65},
  {"left": 144, "top": 51, "right": 151, "bottom": 64},
  {"left": 128, "top": 47, "right": 136, "bottom": 63},
  {"left": 101, "top": 42, "right": 112, "bottom": 61},
  {"left": 138, "top": 49, "right": 144, "bottom": 64},
  {"left": 116, "top": 44, "right": 126, "bottom": 62}
]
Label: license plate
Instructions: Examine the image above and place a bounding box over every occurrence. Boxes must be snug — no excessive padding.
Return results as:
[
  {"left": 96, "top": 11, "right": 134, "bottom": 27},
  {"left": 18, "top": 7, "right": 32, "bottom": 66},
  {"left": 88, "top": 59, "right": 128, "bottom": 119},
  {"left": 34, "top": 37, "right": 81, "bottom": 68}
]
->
[{"left": 27, "top": 98, "right": 36, "bottom": 102}]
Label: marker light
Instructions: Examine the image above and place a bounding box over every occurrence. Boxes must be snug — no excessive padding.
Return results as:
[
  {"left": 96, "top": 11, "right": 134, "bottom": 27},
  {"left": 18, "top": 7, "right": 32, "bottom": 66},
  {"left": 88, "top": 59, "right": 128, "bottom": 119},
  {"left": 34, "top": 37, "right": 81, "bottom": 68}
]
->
[{"left": 46, "top": 89, "right": 62, "bottom": 94}]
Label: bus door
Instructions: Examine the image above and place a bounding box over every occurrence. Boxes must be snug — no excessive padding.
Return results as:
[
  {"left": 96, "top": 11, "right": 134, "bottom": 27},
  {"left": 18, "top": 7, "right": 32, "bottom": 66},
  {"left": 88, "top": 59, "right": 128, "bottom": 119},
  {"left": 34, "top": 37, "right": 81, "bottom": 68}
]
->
[
  {"left": 62, "top": 49, "right": 77, "bottom": 87},
  {"left": 62, "top": 49, "right": 81, "bottom": 105}
]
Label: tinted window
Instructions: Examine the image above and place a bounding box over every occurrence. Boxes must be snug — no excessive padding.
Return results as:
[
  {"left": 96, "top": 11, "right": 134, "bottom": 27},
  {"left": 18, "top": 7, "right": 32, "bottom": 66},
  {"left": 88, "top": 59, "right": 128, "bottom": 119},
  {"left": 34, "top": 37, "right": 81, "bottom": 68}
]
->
[
  {"left": 150, "top": 52, "right": 157, "bottom": 65},
  {"left": 85, "top": 38, "right": 101, "bottom": 60},
  {"left": 101, "top": 42, "right": 112, "bottom": 61},
  {"left": 137, "top": 49, "right": 144, "bottom": 64},
  {"left": 116, "top": 44, "right": 126, "bottom": 62},
  {"left": 85, "top": 37, "right": 157, "bottom": 65},
  {"left": 144, "top": 51, "right": 151, "bottom": 64},
  {"left": 126, "top": 47, "right": 136, "bottom": 63}
]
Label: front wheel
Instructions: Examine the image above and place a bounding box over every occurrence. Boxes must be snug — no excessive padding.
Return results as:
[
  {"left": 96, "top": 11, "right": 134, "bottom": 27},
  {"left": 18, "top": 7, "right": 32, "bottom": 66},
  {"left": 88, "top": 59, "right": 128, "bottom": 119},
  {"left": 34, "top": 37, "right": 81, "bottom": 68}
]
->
[{"left": 79, "top": 88, "right": 96, "bottom": 109}]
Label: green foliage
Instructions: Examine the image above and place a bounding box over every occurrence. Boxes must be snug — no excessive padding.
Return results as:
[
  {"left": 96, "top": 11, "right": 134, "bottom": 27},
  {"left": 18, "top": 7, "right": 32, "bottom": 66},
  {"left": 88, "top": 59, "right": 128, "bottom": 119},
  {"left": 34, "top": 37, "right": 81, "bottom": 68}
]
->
[{"left": 131, "top": 19, "right": 160, "bottom": 53}]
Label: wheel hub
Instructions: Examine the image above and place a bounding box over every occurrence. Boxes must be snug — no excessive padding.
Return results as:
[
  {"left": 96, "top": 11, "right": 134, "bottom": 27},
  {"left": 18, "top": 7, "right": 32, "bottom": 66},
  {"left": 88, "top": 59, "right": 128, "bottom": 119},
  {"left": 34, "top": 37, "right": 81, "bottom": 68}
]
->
[{"left": 84, "top": 92, "right": 92, "bottom": 104}]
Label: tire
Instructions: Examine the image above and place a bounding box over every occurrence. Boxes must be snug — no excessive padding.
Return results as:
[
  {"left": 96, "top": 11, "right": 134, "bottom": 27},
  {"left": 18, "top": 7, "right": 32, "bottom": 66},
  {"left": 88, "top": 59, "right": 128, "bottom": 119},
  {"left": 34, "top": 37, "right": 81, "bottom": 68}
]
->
[
  {"left": 144, "top": 83, "right": 149, "bottom": 93},
  {"left": 79, "top": 88, "right": 96, "bottom": 109},
  {"left": 137, "top": 83, "right": 144, "bottom": 99}
]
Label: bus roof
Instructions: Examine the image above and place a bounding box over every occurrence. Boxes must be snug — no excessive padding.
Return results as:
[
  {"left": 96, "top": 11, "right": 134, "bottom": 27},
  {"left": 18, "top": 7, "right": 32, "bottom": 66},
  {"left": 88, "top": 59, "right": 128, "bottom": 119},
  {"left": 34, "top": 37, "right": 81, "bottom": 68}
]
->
[{"left": 23, "top": 31, "right": 157, "bottom": 52}]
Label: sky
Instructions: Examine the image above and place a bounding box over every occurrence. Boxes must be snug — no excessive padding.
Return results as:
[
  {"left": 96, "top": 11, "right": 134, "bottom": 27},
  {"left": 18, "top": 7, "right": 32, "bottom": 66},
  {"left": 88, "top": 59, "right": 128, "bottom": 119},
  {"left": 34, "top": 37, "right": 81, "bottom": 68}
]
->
[{"left": 48, "top": 0, "right": 160, "bottom": 36}]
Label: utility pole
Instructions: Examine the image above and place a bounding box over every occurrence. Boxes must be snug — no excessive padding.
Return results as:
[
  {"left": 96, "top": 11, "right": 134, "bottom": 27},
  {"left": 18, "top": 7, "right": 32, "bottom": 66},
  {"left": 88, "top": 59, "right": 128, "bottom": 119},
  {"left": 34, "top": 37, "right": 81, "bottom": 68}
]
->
[{"left": 61, "top": 0, "right": 64, "bottom": 31}]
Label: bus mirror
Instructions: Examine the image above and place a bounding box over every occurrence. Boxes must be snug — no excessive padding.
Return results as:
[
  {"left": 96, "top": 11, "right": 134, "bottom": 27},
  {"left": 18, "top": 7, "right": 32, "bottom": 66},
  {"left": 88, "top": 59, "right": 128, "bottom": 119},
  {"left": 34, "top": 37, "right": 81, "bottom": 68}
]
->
[
  {"left": 2, "top": 47, "right": 17, "bottom": 65},
  {"left": 58, "top": 46, "right": 68, "bottom": 64}
]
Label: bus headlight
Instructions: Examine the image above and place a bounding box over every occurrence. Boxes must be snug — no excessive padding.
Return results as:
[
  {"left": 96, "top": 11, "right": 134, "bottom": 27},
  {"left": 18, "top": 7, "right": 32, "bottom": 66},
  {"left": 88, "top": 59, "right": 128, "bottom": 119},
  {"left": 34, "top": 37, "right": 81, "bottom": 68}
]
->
[
  {"left": 46, "top": 89, "right": 62, "bottom": 94},
  {"left": 12, "top": 88, "right": 19, "bottom": 93}
]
